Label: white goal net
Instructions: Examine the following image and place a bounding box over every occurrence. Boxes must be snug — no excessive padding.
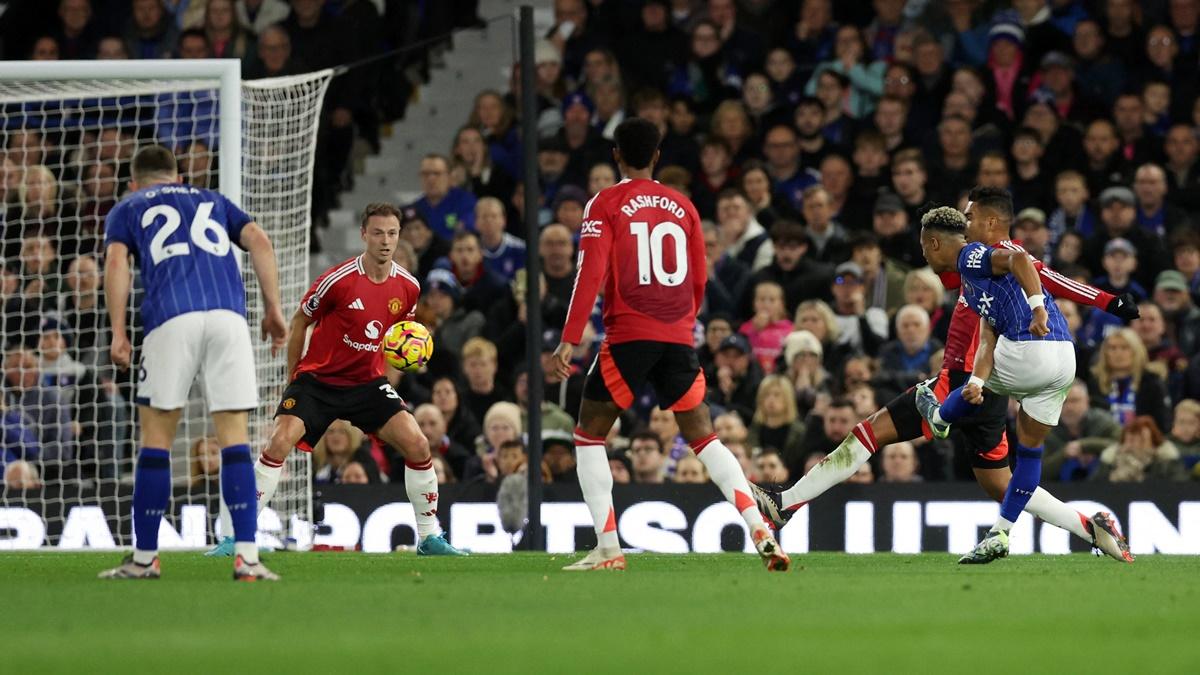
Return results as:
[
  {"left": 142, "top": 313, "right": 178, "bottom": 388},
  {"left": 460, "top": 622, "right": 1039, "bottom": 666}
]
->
[{"left": 0, "top": 61, "right": 330, "bottom": 550}]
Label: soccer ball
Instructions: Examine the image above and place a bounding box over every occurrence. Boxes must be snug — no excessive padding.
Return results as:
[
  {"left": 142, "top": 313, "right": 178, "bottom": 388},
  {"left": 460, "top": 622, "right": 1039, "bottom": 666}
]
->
[{"left": 382, "top": 321, "right": 434, "bottom": 372}]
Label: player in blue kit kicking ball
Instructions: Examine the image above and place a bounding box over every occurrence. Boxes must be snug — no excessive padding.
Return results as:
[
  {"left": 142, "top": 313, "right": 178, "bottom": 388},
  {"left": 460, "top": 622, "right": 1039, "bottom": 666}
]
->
[
  {"left": 99, "top": 145, "right": 288, "bottom": 581},
  {"left": 915, "top": 204, "right": 1076, "bottom": 564}
]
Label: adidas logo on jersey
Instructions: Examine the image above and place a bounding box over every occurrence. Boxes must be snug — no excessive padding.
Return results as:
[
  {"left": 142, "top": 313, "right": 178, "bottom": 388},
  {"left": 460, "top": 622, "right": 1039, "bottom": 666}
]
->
[{"left": 348, "top": 298, "right": 365, "bottom": 310}]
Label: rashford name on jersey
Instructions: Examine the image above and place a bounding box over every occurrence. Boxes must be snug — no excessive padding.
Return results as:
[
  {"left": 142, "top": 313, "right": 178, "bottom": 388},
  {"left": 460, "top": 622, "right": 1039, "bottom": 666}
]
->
[{"left": 296, "top": 255, "right": 420, "bottom": 387}]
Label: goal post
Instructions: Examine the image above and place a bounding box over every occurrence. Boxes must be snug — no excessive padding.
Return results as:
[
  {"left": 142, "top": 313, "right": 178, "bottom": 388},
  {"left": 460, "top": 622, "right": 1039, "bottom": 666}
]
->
[{"left": 0, "top": 60, "right": 331, "bottom": 550}]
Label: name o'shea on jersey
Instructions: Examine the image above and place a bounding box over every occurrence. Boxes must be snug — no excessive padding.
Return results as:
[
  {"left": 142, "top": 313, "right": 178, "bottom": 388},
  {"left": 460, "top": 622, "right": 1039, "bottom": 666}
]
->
[
  {"left": 562, "top": 179, "right": 705, "bottom": 347},
  {"left": 103, "top": 184, "right": 251, "bottom": 335},
  {"left": 956, "top": 242, "right": 1071, "bottom": 343}
]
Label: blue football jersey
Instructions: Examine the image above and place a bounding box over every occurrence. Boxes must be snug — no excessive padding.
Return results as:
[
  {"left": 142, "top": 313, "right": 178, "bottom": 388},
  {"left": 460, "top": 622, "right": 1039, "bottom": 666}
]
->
[
  {"left": 104, "top": 184, "right": 252, "bottom": 334},
  {"left": 957, "top": 242, "right": 1072, "bottom": 342}
]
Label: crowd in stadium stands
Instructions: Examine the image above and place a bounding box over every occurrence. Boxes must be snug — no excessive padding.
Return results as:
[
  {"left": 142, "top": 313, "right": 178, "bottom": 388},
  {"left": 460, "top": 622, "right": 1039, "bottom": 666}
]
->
[{"left": 3, "top": 0, "right": 1200, "bottom": 494}]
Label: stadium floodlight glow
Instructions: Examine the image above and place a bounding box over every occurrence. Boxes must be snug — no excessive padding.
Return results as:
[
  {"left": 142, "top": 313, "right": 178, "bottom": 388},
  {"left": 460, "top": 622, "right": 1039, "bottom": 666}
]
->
[{"left": 0, "top": 60, "right": 331, "bottom": 549}]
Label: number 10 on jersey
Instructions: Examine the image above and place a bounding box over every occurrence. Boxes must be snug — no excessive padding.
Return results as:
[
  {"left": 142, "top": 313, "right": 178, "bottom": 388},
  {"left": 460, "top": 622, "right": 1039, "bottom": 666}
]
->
[{"left": 630, "top": 221, "right": 687, "bottom": 287}]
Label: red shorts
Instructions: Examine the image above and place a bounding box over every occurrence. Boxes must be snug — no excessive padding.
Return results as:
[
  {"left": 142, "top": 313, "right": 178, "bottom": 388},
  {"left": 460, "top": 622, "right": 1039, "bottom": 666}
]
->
[
  {"left": 886, "top": 369, "right": 1010, "bottom": 469},
  {"left": 583, "top": 340, "right": 706, "bottom": 412}
]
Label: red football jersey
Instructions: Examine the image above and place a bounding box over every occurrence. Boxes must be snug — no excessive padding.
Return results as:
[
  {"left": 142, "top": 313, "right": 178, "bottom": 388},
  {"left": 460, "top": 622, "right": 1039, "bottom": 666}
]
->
[
  {"left": 939, "top": 240, "right": 1114, "bottom": 372},
  {"left": 562, "top": 178, "right": 706, "bottom": 346},
  {"left": 295, "top": 255, "right": 419, "bottom": 386}
]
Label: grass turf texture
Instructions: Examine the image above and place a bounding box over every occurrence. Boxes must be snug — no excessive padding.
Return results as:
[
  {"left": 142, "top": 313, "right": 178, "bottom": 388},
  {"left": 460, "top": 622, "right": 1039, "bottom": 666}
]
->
[{"left": 2, "top": 552, "right": 1196, "bottom": 674}]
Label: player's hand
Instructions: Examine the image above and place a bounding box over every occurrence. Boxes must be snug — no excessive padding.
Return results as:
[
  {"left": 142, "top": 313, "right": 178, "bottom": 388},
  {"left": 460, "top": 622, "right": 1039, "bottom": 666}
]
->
[
  {"left": 551, "top": 342, "right": 573, "bottom": 381},
  {"left": 262, "top": 304, "right": 288, "bottom": 356},
  {"left": 1106, "top": 292, "right": 1140, "bottom": 322},
  {"left": 963, "top": 383, "right": 984, "bottom": 405},
  {"left": 1029, "top": 306, "right": 1050, "bottom": 337},
  {"left": 110, "top": 332, "right": 132, "bottom": 371}
]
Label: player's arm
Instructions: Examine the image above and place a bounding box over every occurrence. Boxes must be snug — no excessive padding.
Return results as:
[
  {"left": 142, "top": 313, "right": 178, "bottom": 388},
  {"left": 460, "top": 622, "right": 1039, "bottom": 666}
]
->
[
  {"left": 986, "top": 247, "right": 1050, "bottom": 337},
  {"left": 964, "top": 317, "right": 997, "bottom": 404},
  {"left": 553, "top": 205, "right": 612, "bottom": 379},
  {"left": 103, "top": 242, "right": 133, "bottom": 370},
  {"left": 1036, "top": 263, "right": 1138, "bottom": 321},
  {"left": 240, "top": 222, "right": 288, "bottom": 354},
  {"left": 285, "top": 309, "right": 314, "bottom": 378}
]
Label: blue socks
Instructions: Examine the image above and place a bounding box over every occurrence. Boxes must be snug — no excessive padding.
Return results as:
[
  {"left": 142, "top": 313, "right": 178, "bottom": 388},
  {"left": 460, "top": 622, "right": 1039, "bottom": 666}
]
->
[
  {"left": 1000, "top": 443, "right": 1044, "bottom": 525},
  {"left": 938, "top": 386, "right": 981, "bottom": 424},
  {"left": 132, "top": 448, "right": 171, "bottom": 562},
  {"left": 220, "top": 444, "right": 257, "bottom": 544}
]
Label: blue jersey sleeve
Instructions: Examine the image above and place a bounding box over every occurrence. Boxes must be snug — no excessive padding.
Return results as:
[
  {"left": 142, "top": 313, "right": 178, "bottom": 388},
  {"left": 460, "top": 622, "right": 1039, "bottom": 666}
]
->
[
  {"left": 957, "top": 242, "right": 994, "bottom": 280},
  {"left": 103, "top": 201, "right": 136, "bottom": 251},
  {"left": 218, "top": 193, "right": 253, "bottom": 248}
]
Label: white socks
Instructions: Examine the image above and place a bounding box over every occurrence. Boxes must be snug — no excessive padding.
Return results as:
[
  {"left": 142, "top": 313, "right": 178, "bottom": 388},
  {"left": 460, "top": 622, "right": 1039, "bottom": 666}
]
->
[
  {"left": 575, "top": 429, "right": 619, "bottom": 549},
  {"left": 781, "top": 422, "right": 878, "bottom": 509},
  {"left": 1025, "top": 486, "right": 1093, "bottom": 542},
  {"left": 255, "top": 453, "right": 285, "bottom": 515},
  {"left": 691, "top": 434, "right": 765, "bottom": 531},
  {"left": 405, "top": 458, "right": 441, "bottom": 539}
]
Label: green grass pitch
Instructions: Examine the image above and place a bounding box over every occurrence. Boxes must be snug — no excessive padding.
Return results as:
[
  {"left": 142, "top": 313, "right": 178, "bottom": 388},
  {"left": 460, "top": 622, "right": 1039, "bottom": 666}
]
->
[{"left": 2, "top": 552, "right": 1197, "bottom": 674}]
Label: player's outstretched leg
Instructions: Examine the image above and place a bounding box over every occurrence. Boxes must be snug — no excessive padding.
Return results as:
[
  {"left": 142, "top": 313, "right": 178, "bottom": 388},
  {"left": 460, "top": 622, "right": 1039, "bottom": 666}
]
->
[
  {"left": 378, "top": 410, "right": 467, "bottom": 556},
  {"left": 756, "top": 414, "right": 890, "bottom": 529},
  {"left": 564, "top": 399, "right": 625, "bottom": 571},
  {"left": 677, "top": 404, "right": 788, "bottom": 572}
]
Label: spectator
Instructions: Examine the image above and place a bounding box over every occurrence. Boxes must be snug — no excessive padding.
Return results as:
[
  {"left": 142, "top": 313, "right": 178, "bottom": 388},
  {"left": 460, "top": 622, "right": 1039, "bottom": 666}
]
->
[
  {"left": 703, "top": 223, "right": 750, "bottom": 319},
  {"left": 629, "top": 431, "right": 668, "bottom": 484},
  {"left": 1169, "top": 399, "right": 1200, "bottom": 467},
  {"left": 781, "top": 329, "right": 830, "bottom": 416},
  {"left": 710, "top": 99, "right": 756, "bottom": 166},
  {"left": 1133, "top": 163, "right": 1191, "bottom": 237},
  {"left": 1095, "top": 415, "right": 1188, "bottom": 482},
  {"left": 468, "top": 90, "right": 521, "bottom": 180},
  {"left": 708, "top": 333, "right": 763, "bottom": 422},
  {"left": 432, "top": 376, "right": 480, "bottom": 451},
  {"left": 713, "top": 410, "right": 749, "bottom": 446},
  {"left": 4, "top": 347, "right": 75, "bottom": 465},
  {"left": 1093, "top": 238, "right": 1148, "bottom": 301},
  {"left": 674, "top": 454, "right": 709, "bottom": 484},
  {"left": 542, "top": 431, "right": 577, "bottom": 483},
  {"left": 124, "top": 0, "right": 179, "bottom": 59},
  {"left": 473, "top": 198, "right": 525, "bottom": 283},
  {"left": 618, "top": 0, "right": 686, "bottom": 92},
  {"left": 59, "top": 254, "right": 108, "bottom": 368},
  {"left": 414, "top": 403, "right": 471, "bottom": 481},
  {"left": 667, "top": 20, "right": 742, "bottom": 116},
  {"left": 551, "top": 185, "right": 587, "bottom": 237},
  {"left": 738, "top": 161, "right": 792, "bottom": 230},
  {"left": 465, "top": 401, "right": 522, "bottom": 482},
  {"left": 794, "top": 397, "right": 856, "bottom": 476},
  {"left": 539, "top": 223, "right": 576, "bottom": 310},
  {"left": 740, "top": 220, "right": 833, "bottom": 319},
  {"left": 793, "top": 98, "right": 831, "bottom": 173},
  {"left": 454, "top": 126, "right": 516, "bottom": 208},
  {"left": 830, "top": 261, "right": 888, "bottom": 355},
  {"left": 762, "top": 124, "right": 820, "bottom": 215},
  {"left": 717, "top": 188, "right": 773, "bottom": 273},
  {"left": 850, "top": 232, "right": 905, "bottom": 314},
  {"left": 587, "top": 162, "right": 617, "bottom": 198},
  {"left": 647, "top": 405, "right": 689, "bottom": 475},
  {"left": 1163, "top": 124, "right": 1200, "bottom": 216},
  {"left": 1013, "top": 208, "right": 1052, "bottom": 264},
  {"left": 53, "top": 0, "right": 98, "bottom": 60},
  {"left": 1044, "top": 379, "right": 1121, "bottom": 480},
  {"left": 879, "top": 442, "right": 922, "bottom": 483},
  {"left": 890, "top": 150, "right": 929, "bottom": 223},
  {"left": 1082, "top": 186, "right": 1167, "bottom": 289},
  {"left": 804, "top": 24, "right": 885, "bottom": 119},
  {"left": 755, "top": 448, "right": 790, "bottom": 484},
  {"left": 1171, "top": 232, "right": 1200, "bottom": 301},
  {"left": 188, "top": 436, "right": 221, "bottom": 488},
  {"left": 555, "top": 93, "right": 612, "bottom": 189},
  {"left": 314, "top": 420, "right": 379, "bottom": 484},
  {"left": 440, "top": 230, "right": 507, "bottom": 314},
  {"left": 203, "top": 0, "right": 254, "bottom": 62},
  {"left": 3, "top": 459, "right": 41, "bottom": 489},
  {"left": 1089, "top": 327, "right": 1172, "bottom": 431},
  {"left": 421, "top": 269, "right": 483, "bottom": 368},
  {"left": 608, "top": 449, "right": 633, "bottom": 484},
  {"left": 800, "top": 185, "right": 849, "bottom": 263},
  {"left": 1154, "top": 270, "right": 1200, "bottom": 356},
  {"left": 693, "top": 139, "right": 737, "bottom": 219},
  {"left": 738, "top": 280, "right": 792, "bottom": 373},
  {"left": 1048, "top": 170, "right": 1098, "bottom": 242},
  {"left": 870, "top": 192, "right": 922, "bottom": 271},
  {"left": 460, "top": 337, "right": 512, "bottom": 426},
  {"left": 237, "top": 0, "right": 291, "bottom": 36},
  {"left": 879, "top": 305, "right": 941, "bottom": 384},
  {"left": 748, "top": 374, "right": 806, "bottom": 468},
  {"left": 411, "top": 154, "right": 476, "bottom": 240}
]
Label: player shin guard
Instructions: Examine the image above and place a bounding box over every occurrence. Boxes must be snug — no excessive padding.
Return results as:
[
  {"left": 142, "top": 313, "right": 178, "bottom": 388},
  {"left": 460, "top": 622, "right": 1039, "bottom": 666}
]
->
[
  {"left": 937, "top": 387, "right": 981, "bottom": 425},
  {"left": 997, "top": 443, "right": 1043, "bottom": 530},
  {"left": 404, "top": 458, "right": 441, "bottom": 539},
  {"left": 1025, "top": 487, "right": 1093, "bottom": 542},
  {"left": 781, "top": 422, "right": 878, "bottom": 510},
  {"left": 221, "top": 445, "right": 259, "bottom": 564},
  {"left": 575, "top": 429, "right": 619, "bottom": 549},
  {"left": 254, "top": 453, "right": 285, "bottom": 515},
  {"left": 132, "top": 448, "right": 171, "bottom": 564},
  {"left": 691, "top": 434, "right": 764, "bottom": 530}
]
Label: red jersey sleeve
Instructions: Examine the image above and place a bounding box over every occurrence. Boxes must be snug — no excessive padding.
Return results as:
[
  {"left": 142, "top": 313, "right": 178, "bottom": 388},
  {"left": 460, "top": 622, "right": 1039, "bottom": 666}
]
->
[
  {"left": 939, "top": 271, "right": 962, "bottom": 290},
  {"left": 995, "top": 240, "right": 1114, "bottom": 310},
  {"left": 562, "top": 195, "right": 611, "bottom": 345},
  {"left": 301, "top": 261, "right": 349, "bottom": 320}
]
